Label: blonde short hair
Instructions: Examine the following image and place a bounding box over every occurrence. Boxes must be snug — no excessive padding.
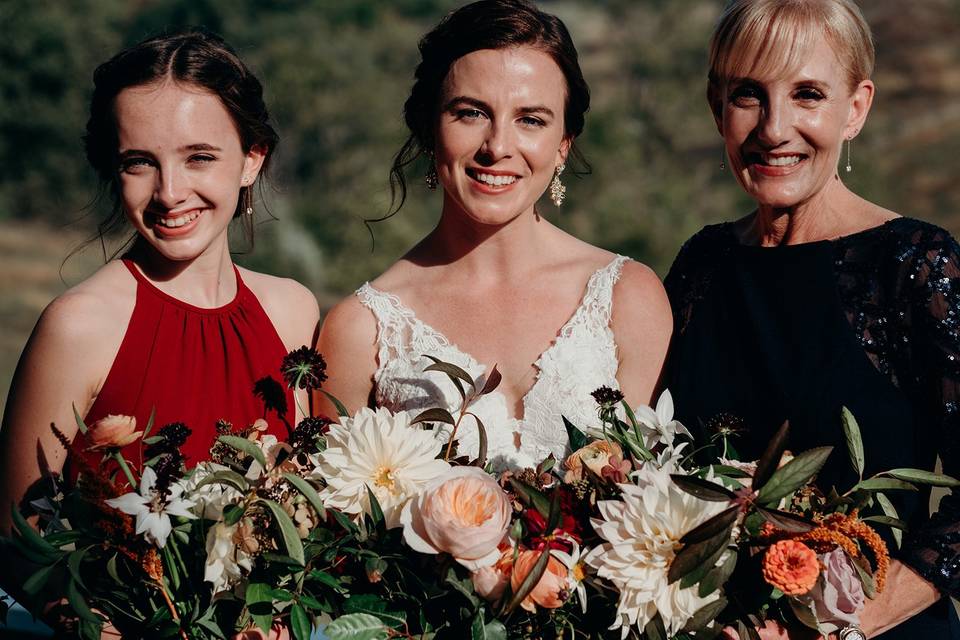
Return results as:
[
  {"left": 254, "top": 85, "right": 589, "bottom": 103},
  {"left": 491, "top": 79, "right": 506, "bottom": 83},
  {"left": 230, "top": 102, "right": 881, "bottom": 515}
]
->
[{"left": 708, "top": 0, "right": 874, "bottom": 92}]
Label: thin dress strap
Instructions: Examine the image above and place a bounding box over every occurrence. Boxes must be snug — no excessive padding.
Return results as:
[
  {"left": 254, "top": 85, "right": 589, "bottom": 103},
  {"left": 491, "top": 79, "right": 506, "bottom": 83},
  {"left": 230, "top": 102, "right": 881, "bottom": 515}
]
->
[{"left": 559, "top": 254, "right": 630, "bottom": 339}]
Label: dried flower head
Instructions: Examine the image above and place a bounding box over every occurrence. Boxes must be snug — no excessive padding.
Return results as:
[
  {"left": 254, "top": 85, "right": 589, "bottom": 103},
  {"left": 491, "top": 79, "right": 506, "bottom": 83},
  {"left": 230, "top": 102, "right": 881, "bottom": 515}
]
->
[
  {"left": 290, "top": 416, "right": 332, "bottom": 451},
  {"left": 281, "top": 346, "right": 328, "bottom": 391},
  {"left": 705, "top": 412, "right": 748, "bottom": 438},
  {"left": 591, "top": 386, "right": 624, "bottom": 407}
]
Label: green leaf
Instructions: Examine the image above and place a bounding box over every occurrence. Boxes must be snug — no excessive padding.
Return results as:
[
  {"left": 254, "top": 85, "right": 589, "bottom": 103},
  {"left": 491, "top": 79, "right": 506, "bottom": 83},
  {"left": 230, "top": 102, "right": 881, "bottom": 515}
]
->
[
  {"left": 309, "top": 569, "right": 344, "bottom": 591},
  {"left": 708, "top": 464, "right": 752, "bottom": 479},
  {"left": 223, "top": 503, "right": 245, "bottom": 526},
  {"left": 682, "top": 597, "right": 728, "bottom": 632},
  {"left": 365, "top": 486, "right": 386, "bottom": 533},
  {"left": 885, "top": 468, "right": 960, "bottom": 487},
  {"left": 699, "top": 549, "right": 737, "bottom": 598},
  {"left": 142, "top": 406, "right": 157, "bottom": 439},
  {"left": 788, "top": 597, "right": 821, "bottom": 632},
  {"left": 67, "top": 545, "right": 93, "bottom": 590},
  {"left": 862, "top": 515, "right": 908, "bottom": 530},
  {"left": 851, "top": 554, "right": 876, "bottom": 598},
  {"left": 11, "top": 503, "right": 58, "bottom": 558},
  {"left": 503, "top": 548, "right": 551, "bottom": 615},
  {"left": 410, "top": 407, "right": 455, "bottom": 426},
  {"left": 256, "top": 498, "right": 305, "bottom": 565},
  {"left": 291, "top": 603, "right": 312, "bottom": 640},
  {"left": 507, "top": 478, "right": 552, "bottom": 521},
  {"left": 563, "top": 416, "right": 589, "bottom": 451},
  {"left": 283, "top": 473, "right": 327, "bottom": 520},
  {"left": 670, "top": 514, "right": 736, "bottom": 584},
  {"left": 217, "top": 435, "right": 266, "bottom": 468},
  {"left": 22, "top": 563, "right": 56, "bottom": 596},
  {"left": 644, "top": 613, "right": 668, "bottom": 640},
  {"left": 671, "top": 475, "right": 737, "bottom": 502},
  {"left": 681, "top": 506, "right": 739, "bottom": 544},
  {"left": 841, "top": 407, "right": 865, "bottom": 479},
  {"left": 755, "top": 506, "right": 815, "bottom": 533},
  {"left": 753, "top": 420, "right": 790, "bottom": 489},
  {"left": 472, "top": 615, "right": 506, "bottom": 640},
  {"left": 343, "top": 594, "right": 405, "bottom": 628},
  {"left": 756, "top": 446, "right": 833, "bottom": 506},
  {"left": 73, "top": 403, "right": 89, "bottom": 435},
  {"left": 680, "top": 541, "right": 730, "bottom": 589},
  {"left": 324, "top": 613, "right": 390, "bottom": 640},
  {"left": 106, "top": 554, "right": 122, "bottom": 585},
  {"left": 246, "top": 582, "right": 274, "bottom": 632},
  {"left": 853, "top": 478, "right": 918, "bottom": 492},
  {"left": 66, "top": 578, "right": 101, "bottom": 623},
  {"left": 321, "top": 390, "right": 350, "bottom": 418},
  {"left": 193, "top": 468, "right": 250, "bottom": 494},
  {"left": 330, "top": 508, "right": 359, "bottom": 534},
  {"left": 875, "top": 492, "right": 903, "bottom": 548}
]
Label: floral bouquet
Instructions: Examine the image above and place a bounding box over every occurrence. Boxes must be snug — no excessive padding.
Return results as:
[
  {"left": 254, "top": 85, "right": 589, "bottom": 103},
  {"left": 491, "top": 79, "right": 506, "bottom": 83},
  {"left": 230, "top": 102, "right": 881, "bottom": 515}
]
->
[{"left": 2, "top": 347, "right": 335, "bottom": 639}]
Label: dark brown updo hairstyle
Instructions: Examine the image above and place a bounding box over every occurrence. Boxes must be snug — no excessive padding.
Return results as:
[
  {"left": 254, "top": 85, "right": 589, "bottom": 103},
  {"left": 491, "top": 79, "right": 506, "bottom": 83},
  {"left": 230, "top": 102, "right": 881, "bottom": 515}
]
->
[
  {"left": 83, "top": 28, "right": 278, "bottom": 250},
  {"left": 389, "top": 0, "right": 591, "bottom": 213}
]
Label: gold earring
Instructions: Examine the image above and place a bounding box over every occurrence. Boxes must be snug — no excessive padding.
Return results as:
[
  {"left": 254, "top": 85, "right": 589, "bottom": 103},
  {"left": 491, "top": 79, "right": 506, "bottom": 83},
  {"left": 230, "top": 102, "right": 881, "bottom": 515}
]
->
[{"left": 549, "top": 164, "right": 566, "bottom": 207}]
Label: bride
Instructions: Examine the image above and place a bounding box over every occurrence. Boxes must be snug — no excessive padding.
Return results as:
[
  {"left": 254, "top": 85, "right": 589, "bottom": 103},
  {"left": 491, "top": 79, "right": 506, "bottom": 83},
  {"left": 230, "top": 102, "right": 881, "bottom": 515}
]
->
[{"left": 318, "top": 0, "right": 671, "bottom": 470}]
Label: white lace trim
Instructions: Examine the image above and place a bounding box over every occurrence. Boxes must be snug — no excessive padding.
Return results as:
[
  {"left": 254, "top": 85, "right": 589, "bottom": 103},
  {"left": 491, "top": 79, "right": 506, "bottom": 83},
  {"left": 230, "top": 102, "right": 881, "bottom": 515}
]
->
[{"left": 356, "top": 255, "right": 630, "bottom": 471}]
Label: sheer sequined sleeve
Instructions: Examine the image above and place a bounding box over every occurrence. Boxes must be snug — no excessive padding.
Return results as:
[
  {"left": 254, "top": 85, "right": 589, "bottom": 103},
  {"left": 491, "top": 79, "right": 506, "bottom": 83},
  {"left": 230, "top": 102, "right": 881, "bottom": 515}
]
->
[
  {"left": 901, "top": 226, "right": 960, "bottom": 597},
  {"left": 664, "top": 224, "right": 733, "bottom": 337}
]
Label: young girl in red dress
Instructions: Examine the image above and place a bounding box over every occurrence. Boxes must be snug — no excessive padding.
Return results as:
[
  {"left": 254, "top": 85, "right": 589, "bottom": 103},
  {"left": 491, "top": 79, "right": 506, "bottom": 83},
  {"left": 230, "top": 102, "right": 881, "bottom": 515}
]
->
[{"left": 0, "top": 29, "right": 319, "bottom": 545}]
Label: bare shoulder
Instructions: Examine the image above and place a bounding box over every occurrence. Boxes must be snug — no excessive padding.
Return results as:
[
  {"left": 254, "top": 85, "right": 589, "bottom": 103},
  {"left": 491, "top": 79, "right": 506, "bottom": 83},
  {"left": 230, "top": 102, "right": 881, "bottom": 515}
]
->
[
  {"left": 612, "top": 260, "right": 672, "bottom": 332},
  {"left": 240, "top": 268, "right": 320, "bottom": 349},
  {"left": 319, "top": 293, "right": 378, "bottom": 349},
  {"left": 39, "top": 261, "right": 136, "bottom": 346}
]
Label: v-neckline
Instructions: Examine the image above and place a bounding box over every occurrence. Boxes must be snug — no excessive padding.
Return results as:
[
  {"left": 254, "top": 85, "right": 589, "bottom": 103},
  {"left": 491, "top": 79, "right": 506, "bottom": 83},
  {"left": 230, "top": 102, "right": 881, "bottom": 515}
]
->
[{"left": 363, "top": 255, "right": 625, "bottom": 422}]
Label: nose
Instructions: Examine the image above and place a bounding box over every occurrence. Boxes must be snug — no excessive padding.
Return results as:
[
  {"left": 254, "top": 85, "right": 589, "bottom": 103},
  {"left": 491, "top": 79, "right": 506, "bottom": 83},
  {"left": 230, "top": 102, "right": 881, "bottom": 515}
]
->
[
  {"left": 757, "top": 95, "right": 791, "bottom": 147},
  {"left": 154, "top": 164, "right": 189, "bottom": 209},
  {"left": 477, "top": 120, "right": 514, "bottom": 164}
]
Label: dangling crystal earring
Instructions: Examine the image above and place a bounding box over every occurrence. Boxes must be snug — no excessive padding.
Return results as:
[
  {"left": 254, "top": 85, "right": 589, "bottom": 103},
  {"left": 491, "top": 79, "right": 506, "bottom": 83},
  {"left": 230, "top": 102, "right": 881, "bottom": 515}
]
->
[
  {"left": 845, "top": 138, "right": 853, "bottom": 173},
  {"left": 719, "top": 147, "right": 726, "bottom": 171},
  {"left": 549, "top": 164, "right": 566, "bottom": 207},
  {"left": 245, "top": 207, "right": 253, "bottom": 216},
  {"left": 425, "top": 162, "right": 439, "bottom": 191}
]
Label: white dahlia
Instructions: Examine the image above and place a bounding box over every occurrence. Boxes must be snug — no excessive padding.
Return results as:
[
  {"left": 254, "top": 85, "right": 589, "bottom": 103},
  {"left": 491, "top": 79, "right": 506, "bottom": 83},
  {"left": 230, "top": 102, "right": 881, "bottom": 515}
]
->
[
  {"left": 585, "top": 465, "right": 731, "bottom": 638},
  {"left": 312, "top": 407, "right": 451, "bottom": 528}
]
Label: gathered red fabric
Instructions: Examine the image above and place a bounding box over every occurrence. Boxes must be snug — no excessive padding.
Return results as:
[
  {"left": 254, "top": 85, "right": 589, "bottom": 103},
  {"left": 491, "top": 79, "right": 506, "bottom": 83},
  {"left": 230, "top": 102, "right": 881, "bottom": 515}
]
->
[{"left": 69, "top": 259, "right": 293, "bottom": 477}]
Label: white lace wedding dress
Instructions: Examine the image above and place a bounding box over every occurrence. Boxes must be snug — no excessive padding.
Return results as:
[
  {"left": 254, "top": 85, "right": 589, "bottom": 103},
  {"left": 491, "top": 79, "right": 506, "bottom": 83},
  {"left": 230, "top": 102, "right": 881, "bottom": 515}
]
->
[{"left": 356, "top": 255, "right": 630, "bottom": 471}]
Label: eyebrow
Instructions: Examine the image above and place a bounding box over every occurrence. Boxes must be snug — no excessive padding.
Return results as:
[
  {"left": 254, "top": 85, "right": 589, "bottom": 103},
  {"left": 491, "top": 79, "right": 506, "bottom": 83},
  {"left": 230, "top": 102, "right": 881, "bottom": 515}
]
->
[
  {"left": 442, "top": 95, "right": 555, "bottom": 118},
  {"left": 728, "top": 76, "right": 831, "bottom": 91},
  {"left": 117, "top": 143, "right": 223, "bottom": 159}
]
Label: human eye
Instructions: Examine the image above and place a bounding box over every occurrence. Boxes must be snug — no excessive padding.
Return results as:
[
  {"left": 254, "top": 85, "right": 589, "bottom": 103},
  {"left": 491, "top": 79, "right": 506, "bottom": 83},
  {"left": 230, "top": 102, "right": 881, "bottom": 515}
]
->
[
  {"left": 518, "top": 115, "right": 547, "bottom": 128},
  {"left": 455, "top": 108, "right": 486, "bottom": 121},
  {"left": 729, "top": 84, "right": 762, "bottom": 107},
  {"left": 187, "top": 153, "right": 217, "bottom": 165},
  {"left": 794, "top": 86, "right": 826, "bottom": 103},
  {"left": 118, "top": 156, "right": 154, "bottom": 174}
]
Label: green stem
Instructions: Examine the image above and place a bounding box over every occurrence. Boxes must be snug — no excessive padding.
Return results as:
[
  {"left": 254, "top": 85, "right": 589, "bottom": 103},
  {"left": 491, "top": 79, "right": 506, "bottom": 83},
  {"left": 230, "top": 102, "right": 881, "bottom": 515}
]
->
[
  {"left": 168, "top": 534, "right": 190, "bottom": 589},
  {"left": 293, "top": 371, "right": 309, "bottom": 422},
  {"left": 112, "top": 452, "right": 138, "bottom": 489}
]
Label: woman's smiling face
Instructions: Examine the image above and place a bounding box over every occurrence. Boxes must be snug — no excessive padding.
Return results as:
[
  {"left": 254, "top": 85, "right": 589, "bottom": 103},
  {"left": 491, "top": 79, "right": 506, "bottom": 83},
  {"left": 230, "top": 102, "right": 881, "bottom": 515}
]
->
[
  {"left": 713, "top": 34, "right": 873, "bottom": 211},
  {"left": 114, "top": 80, "right": 264, "bottom": 262},
  {"left": 434, "top": 46, "right": 570, "bottom": 226}
]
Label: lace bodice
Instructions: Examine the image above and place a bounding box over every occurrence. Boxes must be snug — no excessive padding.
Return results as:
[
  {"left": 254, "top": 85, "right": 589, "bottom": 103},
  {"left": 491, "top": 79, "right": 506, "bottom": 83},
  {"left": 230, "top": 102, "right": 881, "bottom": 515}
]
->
[{"left": 357, "top": 255, "right": 630, "bottom": 471}]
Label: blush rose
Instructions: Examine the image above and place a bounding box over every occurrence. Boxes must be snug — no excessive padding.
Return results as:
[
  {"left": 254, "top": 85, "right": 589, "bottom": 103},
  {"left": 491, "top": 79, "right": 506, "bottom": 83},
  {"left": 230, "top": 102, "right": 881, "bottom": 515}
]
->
[{"left": 87, "top": 414, "right": 143, "bottom": 450}]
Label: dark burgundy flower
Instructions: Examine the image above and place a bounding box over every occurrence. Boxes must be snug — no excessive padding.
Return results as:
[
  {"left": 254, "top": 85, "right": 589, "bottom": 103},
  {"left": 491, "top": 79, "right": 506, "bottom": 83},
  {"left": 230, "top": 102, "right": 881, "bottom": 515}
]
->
[
  {"left": 590, "top": 386, "right": 624, "bottom": 407},
  {"left": 281, "top": 346, "right": 328, "bottom": 391},
  {"left": 290, "top": 416, "right": 332, "bottom": 451}
]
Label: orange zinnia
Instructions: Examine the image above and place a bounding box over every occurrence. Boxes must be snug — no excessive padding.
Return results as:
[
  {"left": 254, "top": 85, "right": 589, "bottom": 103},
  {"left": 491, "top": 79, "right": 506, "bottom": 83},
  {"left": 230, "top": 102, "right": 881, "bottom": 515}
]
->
[{"left": 762, "top": 539, "right": 820, "bottom": 595}]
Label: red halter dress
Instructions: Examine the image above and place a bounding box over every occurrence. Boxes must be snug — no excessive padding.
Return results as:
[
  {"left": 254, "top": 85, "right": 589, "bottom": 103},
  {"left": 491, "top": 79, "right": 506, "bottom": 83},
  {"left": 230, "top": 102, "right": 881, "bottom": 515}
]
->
[{"left": 69, "top": 259, "right": 294, "bottom": 476}]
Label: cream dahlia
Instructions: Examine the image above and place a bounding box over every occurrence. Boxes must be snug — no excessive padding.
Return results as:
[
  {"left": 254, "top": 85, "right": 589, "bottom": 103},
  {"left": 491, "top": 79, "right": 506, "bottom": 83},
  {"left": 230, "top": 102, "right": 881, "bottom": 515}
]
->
[
  {"left": 585, "top": 465, "right": 731, "bottom": 638},
  {"left": 312, "top": 407, "right": 450, "bottom": 528}
]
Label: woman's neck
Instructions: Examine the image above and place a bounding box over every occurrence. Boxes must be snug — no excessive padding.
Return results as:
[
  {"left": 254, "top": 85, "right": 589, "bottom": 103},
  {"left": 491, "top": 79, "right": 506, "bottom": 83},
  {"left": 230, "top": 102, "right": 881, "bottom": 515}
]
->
[{"left": 129, "top": 237, "right": 237, "bottom": 307}]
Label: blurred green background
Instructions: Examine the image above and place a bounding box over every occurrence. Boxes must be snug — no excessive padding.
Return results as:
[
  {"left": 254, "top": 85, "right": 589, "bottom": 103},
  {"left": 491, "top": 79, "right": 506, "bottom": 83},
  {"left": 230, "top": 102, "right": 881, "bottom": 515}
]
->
[{"left": 2, "top": 0, "right": 959, "bottom": 416}]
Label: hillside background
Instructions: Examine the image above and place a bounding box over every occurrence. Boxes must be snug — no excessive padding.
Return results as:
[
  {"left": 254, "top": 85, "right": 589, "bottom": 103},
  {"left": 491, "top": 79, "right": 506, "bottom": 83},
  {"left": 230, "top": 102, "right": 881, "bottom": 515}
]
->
[{"left": 1, "top": 0, "right": 959, "bottom": 415}]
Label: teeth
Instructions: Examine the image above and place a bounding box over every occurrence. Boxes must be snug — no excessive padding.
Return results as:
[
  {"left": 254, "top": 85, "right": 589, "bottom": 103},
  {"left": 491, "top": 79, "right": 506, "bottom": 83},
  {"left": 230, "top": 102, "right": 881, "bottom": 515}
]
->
[
  {"left": 473, "top": 172, "right": 518, "bottom": 186},
  {"left": 764, "top": 155, "right": 802, "bottom": 167},
  {"left": 156, "top": 211, "right": 200, "bottom": 228}
]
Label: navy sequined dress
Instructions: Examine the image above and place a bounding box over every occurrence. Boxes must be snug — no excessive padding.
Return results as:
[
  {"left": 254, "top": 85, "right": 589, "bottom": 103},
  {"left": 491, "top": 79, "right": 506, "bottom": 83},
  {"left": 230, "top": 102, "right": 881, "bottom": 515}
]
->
[{"left": 664, "top": 217, "right": 959, "bottom": 639}]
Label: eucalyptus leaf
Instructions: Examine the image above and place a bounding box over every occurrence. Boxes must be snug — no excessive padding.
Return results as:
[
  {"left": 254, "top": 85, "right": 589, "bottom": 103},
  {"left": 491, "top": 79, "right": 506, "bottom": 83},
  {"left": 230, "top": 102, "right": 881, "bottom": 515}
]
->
[
  {"left": 669, "top": 516, "right": 736, "bottom": 584},
  {"left": 756, "top": 446, "right": 833, "bottom": 506},
  {"left": 470, "top": 412, "right": 488, "bottom": 469},
  {"left": 885, "top": 468, "right": 960, "bottom": 487},
  {"left": 217, "top": 435, "right": 266, "bottom": 468},
  {"left": 862, "top": 515, "right": 908, "bottom": 530},
  {"left": 22, "top": 563, "right": 56, "bottom": 596},
  {"left": 841, "top": 407, "right": 865, "bottom": 479},
  {"left": 282, "top": 473, "right": 327, "bottom": 520},
  {"left": 66, "top": 578, "right": 101, "bottom": 623},
  {"left": 698, "top": 548, "right": 737, "bottom": 598},
  {"left": 671, "top": 475, "right": 737, "bottom": 502},
  {"left": 193, "top": 468, "right": 250, "bottom": 493},
  {"left": 508, "top": 478, "right": 552, "bottom": 521},
  {"left": 73, "top": 403, "right": 89, "bottom": 436},
  {"left": 753, "top": 420, "right": 790, "bottom": 489},
  {"left": 755, "top": 506, "right": 815, "bottom": 533},
  {"left": 410, "top": 407, "right": 455, "bottom": 426},
  {"left": 503, "top": 548, "right": 550, "bottom": 614},
  {"left": 788, "top": 597, "right": 821, "bottom": 632},
  {"left": 853, "top": 478, "right": 918, "bottom": 492},
  {"left": 682, "top": 597, "right": 728, "bottom": 632},
  {"left": 875, "top": 492, "right": 903, "bottom": 547},
  {"left": 257, "top": 498, "right": 305, "bottom": 565},
  {"left": 644, "top": 613, "right": 668, "bottom": 640},
  {"left": 680, "top": 506, "right": 739, "bottom": 544},
  {"left": 479, "top": 365, "right": 502, "bottom": 396},
  {"left": 321, "top": 390, "right": 350, "bottom": 418}
]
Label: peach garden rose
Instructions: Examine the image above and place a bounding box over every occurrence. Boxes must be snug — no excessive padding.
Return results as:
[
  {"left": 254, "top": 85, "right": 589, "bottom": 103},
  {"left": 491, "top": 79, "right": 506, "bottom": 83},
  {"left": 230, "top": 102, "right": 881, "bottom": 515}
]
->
[
  {"left": 400, "top": 466, "right": 512, "bottom": 570},
  {"left": 87, "top": 414, "right": 142, "bottom": 450},
  {"left": 563, "top": 440, "right": 623, "bottom": 482},
  {"left": 510, "top": 549, "right": 569, "bottom": 612}
]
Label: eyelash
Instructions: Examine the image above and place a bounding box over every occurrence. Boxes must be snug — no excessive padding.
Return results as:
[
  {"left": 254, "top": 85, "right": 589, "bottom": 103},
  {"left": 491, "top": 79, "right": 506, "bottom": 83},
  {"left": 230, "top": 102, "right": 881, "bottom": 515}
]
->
[
  {"left": 453, "top": 109, "right": 546, "bottom": 128},
  {"left": 119, "top": 154, "right": 216, "bottom": 173},
  {"left": 729, "top": 86, "right": 827, "bottom": 105}
]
